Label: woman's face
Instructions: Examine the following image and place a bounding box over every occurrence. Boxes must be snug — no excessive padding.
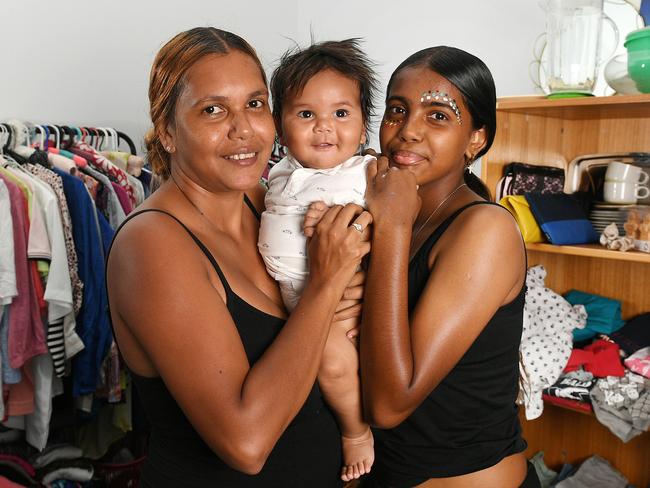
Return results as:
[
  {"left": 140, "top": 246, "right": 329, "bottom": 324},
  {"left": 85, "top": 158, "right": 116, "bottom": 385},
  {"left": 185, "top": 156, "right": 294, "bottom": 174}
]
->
[
  {"left": 379, "top": 65, "right": 486, "bottom": 187},
  {"left": 165, "top": 51, "right": 275, "bottom": 192}
]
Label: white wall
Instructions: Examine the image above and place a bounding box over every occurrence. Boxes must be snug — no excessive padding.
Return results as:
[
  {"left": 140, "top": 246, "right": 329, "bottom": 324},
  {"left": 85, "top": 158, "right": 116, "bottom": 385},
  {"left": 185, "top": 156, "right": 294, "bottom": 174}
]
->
[{"left": 0, "top": 0, "right": 545, "bottom": 154}]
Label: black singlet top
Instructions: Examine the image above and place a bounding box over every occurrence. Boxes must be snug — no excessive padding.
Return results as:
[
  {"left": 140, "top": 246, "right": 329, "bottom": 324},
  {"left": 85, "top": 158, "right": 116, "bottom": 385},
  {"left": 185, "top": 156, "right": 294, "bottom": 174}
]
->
[
  {"left": 106, "top": 200, "right": 342, "bottom": 487},
  {"left": 372, "top": 201, "right": 527, "bottom": 488}
]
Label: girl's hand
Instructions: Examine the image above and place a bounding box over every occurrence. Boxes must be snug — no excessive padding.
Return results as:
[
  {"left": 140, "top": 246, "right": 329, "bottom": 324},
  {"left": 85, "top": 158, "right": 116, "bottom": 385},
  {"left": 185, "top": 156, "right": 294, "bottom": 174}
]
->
[
  {"left": 365, "top": 156, "right": 420, "bottom": 228},
  {"left": 362, "top": 147, "right": 381, "bottom": 158},
  {"left": 307, "top": 204, "right": 372, "bottom": 293}
]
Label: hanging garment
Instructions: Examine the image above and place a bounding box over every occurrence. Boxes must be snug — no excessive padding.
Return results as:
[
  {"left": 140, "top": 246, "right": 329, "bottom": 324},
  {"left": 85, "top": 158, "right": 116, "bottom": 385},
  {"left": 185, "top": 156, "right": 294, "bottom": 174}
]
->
[
  {"left": 0, "top": 172, "right": 47, "bottom": 370},
  {"left": 0, "top": 179, "right": 18, "bottom": 309},
  {"left": 54, "top": 168, "right": 113, "bottom": 396},
  {"left": 71, "top": 142, "right": 135, "bottom": 206}
]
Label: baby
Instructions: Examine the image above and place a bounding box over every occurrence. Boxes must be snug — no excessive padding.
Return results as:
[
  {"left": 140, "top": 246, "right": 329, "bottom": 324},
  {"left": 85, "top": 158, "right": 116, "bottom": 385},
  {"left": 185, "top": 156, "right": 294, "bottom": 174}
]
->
[{"left": 258, "top": 39, "right": 377, "bottom": 481}]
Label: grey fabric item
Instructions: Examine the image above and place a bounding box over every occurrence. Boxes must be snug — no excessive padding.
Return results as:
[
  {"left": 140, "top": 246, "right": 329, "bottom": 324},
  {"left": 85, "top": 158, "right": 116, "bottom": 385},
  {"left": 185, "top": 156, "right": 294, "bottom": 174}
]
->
[
  {"left": 590, "top": 373, "right": 650, "bottom": 442},
  {"left": 555, "top": 455, "right": 627, "bottom": 488},
  {"left": 32, "top": 443, "right": 83, "bottom": 468},
  {"left": 80, "top": 166, "right": 126, "bottom": 229},
  {"left": 530, "top": 451, "right": 558, "bottom": 488}
]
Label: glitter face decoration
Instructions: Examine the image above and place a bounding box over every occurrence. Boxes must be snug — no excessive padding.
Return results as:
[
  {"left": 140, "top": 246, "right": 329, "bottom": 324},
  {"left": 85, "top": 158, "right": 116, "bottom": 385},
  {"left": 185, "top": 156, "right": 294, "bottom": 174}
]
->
[
  {"left": 420, "top": 90, "right": 462, "bottom": 124},
  {"left": 381, "top": 118, "right": 403, "bottom": 127}
]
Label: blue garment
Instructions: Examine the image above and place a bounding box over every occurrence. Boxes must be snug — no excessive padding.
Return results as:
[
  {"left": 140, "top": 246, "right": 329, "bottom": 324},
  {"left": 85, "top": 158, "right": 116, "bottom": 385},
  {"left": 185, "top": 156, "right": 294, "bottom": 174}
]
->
[
  {"left": 565, "top": 290, "right": 625, "bottom": 342},
  {"left": 0, "top": 308, "right": 22, "bottom": 384},
  {"left": 525, "top": 193, "right": 598, "bottom": 245},
  {"left": 54, "top": 168, "right": 114, "bottom": 396},
  {"left": 640, "top": 0, "right": 649, "bottom": 25}
]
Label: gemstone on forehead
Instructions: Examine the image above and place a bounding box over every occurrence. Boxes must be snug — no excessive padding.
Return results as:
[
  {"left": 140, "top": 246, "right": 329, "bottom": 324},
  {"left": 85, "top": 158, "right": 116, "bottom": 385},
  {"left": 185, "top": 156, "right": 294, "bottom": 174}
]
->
[{"left": 420, "top": 90, "right": 462, "bottom": 124}]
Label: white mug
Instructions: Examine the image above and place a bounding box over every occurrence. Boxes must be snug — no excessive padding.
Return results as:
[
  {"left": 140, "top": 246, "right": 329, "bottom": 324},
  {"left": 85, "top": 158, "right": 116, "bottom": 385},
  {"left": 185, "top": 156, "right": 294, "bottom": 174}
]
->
[
  {"left": 603, "top": 180, "right": 650, "bottom": 204},
  {"left": 605, "top": 161, "right": 650, "bottom": 185}
]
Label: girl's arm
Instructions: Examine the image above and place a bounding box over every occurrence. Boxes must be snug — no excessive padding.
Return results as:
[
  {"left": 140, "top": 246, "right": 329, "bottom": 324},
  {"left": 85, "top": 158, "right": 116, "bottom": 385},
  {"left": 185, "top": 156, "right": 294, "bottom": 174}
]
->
[{"left": 360, "top": 161, "right": 525, "bottom": 428}]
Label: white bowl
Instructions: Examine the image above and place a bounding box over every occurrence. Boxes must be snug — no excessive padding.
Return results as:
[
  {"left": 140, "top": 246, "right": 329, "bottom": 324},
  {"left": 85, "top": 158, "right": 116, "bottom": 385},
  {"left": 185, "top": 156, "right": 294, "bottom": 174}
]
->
[{"left": 604, "top": 53, "right": 642, "bottom": 95}]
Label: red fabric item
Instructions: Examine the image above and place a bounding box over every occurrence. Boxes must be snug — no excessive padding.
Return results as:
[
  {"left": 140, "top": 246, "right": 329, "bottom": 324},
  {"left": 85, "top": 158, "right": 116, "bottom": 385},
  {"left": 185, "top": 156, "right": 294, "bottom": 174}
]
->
[
  {"left": 564, "top": 348, "right": 594, "bottom": 372},
  {"left": 0, "top": 475, "right": 28, "bottom": 488},
  {"left": 584, "top": 339, "right": 625, "bottom": 377},
  {"left": 542, "top": 393, "right": 593, "bottom": 413},
  {"left": 0, "top": 454, "right": 36, "bottom": 477},
  {"left": 6, "top": 365, "right": 34, "bottom": 417}
]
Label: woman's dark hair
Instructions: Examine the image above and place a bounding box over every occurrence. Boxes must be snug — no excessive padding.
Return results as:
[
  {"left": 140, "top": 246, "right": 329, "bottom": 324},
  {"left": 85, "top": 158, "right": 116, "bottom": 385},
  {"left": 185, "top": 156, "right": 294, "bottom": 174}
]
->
[
  {"left": 271, "top": 38, "right": 378, "bottom": 143},
  {"left": 145, "top": 27, "right": 266, "bottom": 180},
  {"left": 387, "top": 46, "right": 496, "bottom": 200}
]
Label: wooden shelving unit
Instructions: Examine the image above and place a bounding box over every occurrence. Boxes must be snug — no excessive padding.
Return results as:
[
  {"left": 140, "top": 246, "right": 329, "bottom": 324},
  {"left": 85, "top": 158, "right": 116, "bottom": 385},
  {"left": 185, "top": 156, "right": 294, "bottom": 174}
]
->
[
  {"left": 526, "top": 242, "right": 650, "bottom": 263},
  {"left": 482, "top": 94, "right": 650, "bottom": 487}
]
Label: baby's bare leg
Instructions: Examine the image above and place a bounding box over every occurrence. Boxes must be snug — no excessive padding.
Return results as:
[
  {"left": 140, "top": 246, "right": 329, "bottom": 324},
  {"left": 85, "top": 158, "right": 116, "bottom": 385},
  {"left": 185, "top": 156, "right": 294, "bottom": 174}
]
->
[{"left": 318, "top": 306, "right": 374, "bottom": 482}]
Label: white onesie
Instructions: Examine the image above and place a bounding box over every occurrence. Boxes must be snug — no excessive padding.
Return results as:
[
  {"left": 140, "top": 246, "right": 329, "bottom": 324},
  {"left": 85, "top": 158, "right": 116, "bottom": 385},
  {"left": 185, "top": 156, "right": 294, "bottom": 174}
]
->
[{"left": 258, "top": 153, "right": 374, "bottom": 310}]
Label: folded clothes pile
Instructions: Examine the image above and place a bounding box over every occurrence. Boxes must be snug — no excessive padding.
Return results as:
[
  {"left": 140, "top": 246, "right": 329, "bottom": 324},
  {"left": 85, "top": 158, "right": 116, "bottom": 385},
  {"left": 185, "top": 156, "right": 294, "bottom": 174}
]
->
[
  {"left": 530, "top": 452, "right": 628, "bottom": 488},
  {"left": 0, "top": 442, "right": 94, "bottom": 486}
]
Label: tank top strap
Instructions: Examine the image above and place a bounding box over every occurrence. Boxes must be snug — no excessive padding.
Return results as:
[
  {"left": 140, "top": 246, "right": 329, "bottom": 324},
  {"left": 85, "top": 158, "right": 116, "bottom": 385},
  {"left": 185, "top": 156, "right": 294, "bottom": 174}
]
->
[
  {"left": 244, "top": 193, "right": 261, "bottom": 221},
  {"left": 107, "top": 209, "right": 234, "bottom": 298},
  {"left": 415, "top": 201, "right": 510, "bottom": 261}
]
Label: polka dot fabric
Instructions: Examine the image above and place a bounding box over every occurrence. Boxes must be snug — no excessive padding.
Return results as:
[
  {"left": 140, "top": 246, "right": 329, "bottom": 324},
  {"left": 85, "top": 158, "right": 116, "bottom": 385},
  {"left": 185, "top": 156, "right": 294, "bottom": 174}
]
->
[{"left": 519, "top": 265, "right": 588, "bottom": 419}]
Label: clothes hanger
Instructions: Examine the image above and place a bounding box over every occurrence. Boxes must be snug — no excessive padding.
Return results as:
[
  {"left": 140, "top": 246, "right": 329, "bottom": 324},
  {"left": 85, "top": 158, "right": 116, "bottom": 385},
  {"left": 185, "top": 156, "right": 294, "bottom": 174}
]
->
[
  {"left": 33, "top": 125, "right": 46, "bottom": 150},
  {"left": 46, "top": 125, "right": 60, "bottom": 149},
  {"left": 96, "top": 127, "right": 107, "bottom": 151},
  {"left": 116, "top": 130, "right": 137, "bottom": 155}
]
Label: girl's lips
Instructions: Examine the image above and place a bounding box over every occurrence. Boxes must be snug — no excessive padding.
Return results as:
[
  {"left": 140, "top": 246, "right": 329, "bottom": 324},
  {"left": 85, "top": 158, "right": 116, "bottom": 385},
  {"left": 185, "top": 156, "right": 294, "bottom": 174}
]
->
[{"left": 391, "top": 150, "right": 425, "bottom": 166}]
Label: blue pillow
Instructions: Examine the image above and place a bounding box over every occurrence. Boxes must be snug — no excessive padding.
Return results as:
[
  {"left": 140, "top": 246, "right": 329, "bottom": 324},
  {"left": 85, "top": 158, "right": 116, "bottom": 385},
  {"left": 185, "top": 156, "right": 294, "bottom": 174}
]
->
[{"left": 524, "top": 193, "right": 598, "bottom": 245}]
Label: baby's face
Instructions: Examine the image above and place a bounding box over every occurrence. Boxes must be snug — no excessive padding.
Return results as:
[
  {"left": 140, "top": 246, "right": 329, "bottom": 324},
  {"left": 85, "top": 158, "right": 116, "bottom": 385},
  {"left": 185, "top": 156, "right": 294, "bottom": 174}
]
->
[{"left": 280, "top": 69, "right": 366, "bottom": 169}]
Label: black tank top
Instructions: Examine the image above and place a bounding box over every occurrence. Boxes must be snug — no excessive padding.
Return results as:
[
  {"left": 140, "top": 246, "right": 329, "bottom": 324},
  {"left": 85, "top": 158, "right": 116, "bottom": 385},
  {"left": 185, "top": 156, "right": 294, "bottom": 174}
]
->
[
  {"left": 106, "top": 200, "right": 342, "bottom": 487},
  {"left": 372, "top": 201, "right": 527, "bottom": 488}
]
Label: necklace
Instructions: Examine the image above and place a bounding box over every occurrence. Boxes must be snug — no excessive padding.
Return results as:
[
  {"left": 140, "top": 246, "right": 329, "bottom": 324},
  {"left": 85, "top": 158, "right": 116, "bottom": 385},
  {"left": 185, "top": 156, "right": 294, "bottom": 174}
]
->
[
  {"left": 412, "top": 183, "right": 467, "bottom": 241},
  {"left": 171, "top": 175, "right": 221, "bottom": 233}
]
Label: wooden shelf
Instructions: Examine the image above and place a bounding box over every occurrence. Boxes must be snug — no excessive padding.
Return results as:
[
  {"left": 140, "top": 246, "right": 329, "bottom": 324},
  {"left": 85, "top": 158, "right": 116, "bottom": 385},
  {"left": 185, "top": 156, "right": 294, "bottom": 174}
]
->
[
  {"left": 525, "top": 242, "right": 650, "bottom": 263},
  {"left": 496, "top": 94, "right": 650, "bottom": 119}
]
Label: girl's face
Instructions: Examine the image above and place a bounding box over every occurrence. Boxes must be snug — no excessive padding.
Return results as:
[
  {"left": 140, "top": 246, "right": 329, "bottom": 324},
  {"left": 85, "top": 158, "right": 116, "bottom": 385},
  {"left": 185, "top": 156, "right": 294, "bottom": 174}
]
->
[
  {"left": 379, "top": 65, "right": 486, "bottom": 187},
  {"left": 164, "top": 51, "right": 275, "bottom": 192}
]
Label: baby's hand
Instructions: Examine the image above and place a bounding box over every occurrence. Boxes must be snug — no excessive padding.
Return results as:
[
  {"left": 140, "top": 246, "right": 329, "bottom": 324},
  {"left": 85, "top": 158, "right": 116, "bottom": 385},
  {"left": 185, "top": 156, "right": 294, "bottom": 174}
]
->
[{"left": 303, "top": 201, "right": 329, "bottom": 238}]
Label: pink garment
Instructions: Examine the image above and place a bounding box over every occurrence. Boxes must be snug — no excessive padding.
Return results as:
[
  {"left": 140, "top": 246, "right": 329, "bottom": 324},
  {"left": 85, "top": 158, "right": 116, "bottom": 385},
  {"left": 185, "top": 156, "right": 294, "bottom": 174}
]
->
[
  {"left": 0, "top": 175, "right": 47, "bottom": 369},
  {"left": 72, "top": 141, "right": 135, "bottom": 206},
  {"left": 6, "top": 365, "right": 34, "bottom": 417},
  {"left": 111, "top": 182, "right": 133, "bottom": 215},
  {"left": 47, "top": 147, "right": 87, "bottom": 168},
  {"left": 624, "top": 347, "right": 650, "bottom": 378}
]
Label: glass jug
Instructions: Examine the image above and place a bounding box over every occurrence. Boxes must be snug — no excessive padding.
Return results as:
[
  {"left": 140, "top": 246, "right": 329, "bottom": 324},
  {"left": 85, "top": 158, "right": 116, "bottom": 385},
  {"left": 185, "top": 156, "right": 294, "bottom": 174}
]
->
[{"left": 544, "top": 0, "right": 619, "bottom": 95}]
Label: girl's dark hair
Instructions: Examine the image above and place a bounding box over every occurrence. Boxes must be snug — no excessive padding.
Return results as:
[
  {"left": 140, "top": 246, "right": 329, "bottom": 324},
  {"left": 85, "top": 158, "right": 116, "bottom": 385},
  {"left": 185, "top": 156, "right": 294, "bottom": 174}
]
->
[
  {"left": 271, "top": 38, "right": 378, "bottom": 143},
  {"left": 145, "top": 27, "right": 266, "bottom": 180},
  {"left": 387, "top": 46, "right": 496, "bottom": 200}
]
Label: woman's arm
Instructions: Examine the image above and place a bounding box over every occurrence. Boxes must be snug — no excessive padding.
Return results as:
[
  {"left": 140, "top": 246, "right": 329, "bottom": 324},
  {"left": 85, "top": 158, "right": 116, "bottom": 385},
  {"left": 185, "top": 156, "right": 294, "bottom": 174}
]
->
[
  {"left": 108, "top": 204, "right": 370, "bottom": 474},
  {"left": 361, "top": 166, "right": 525, "bottom": 428}
]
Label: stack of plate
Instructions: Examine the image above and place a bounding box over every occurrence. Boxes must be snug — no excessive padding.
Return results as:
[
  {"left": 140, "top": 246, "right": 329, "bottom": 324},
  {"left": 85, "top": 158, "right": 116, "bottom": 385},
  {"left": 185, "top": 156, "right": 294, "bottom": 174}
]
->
[{"left": 589, "top": 202, "right": 632, "bottom": 235}]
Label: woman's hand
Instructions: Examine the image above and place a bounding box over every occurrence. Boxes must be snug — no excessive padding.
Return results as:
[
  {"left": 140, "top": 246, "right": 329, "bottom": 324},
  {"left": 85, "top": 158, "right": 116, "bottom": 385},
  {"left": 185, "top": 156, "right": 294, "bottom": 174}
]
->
[
  {"left": 307, "top": 204, "right": 372, "bottom": 294},
  {"left": 365, "top": 156, "right": 420, "bottom": 229}
]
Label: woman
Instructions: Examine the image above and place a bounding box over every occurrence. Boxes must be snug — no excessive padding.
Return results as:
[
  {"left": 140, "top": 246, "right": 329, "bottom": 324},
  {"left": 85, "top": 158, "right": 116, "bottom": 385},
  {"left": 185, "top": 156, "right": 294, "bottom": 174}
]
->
[
  {"left": 359, "top": 47, "right": 540, "bottom": 487},
  {"left": 106, "top": 27, "right": 371, "bottom": 487}
]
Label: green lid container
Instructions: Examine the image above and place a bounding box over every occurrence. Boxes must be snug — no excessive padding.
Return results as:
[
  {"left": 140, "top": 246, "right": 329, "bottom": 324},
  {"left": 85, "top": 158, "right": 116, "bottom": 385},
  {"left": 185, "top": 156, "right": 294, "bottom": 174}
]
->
[{"left": 625, "top": 27, "right": 650, "bottom": 93}]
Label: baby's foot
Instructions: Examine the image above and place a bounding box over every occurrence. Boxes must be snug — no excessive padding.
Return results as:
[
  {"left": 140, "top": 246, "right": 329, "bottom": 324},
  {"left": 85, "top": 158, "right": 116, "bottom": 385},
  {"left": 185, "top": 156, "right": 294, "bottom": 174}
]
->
[{"left": 340, "top": 427, "right": 374, "bottom": 482}]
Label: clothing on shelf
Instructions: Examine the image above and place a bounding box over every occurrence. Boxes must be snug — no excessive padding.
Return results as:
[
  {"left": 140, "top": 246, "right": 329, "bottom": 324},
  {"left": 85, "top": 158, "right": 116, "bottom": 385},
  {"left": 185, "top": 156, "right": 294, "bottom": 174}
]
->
[
  {"left": 589, "top": 371, "right": 650, "bottom": 442},
  {"left": 519, "top": 265, "right": 587, "bottom": 420}
]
